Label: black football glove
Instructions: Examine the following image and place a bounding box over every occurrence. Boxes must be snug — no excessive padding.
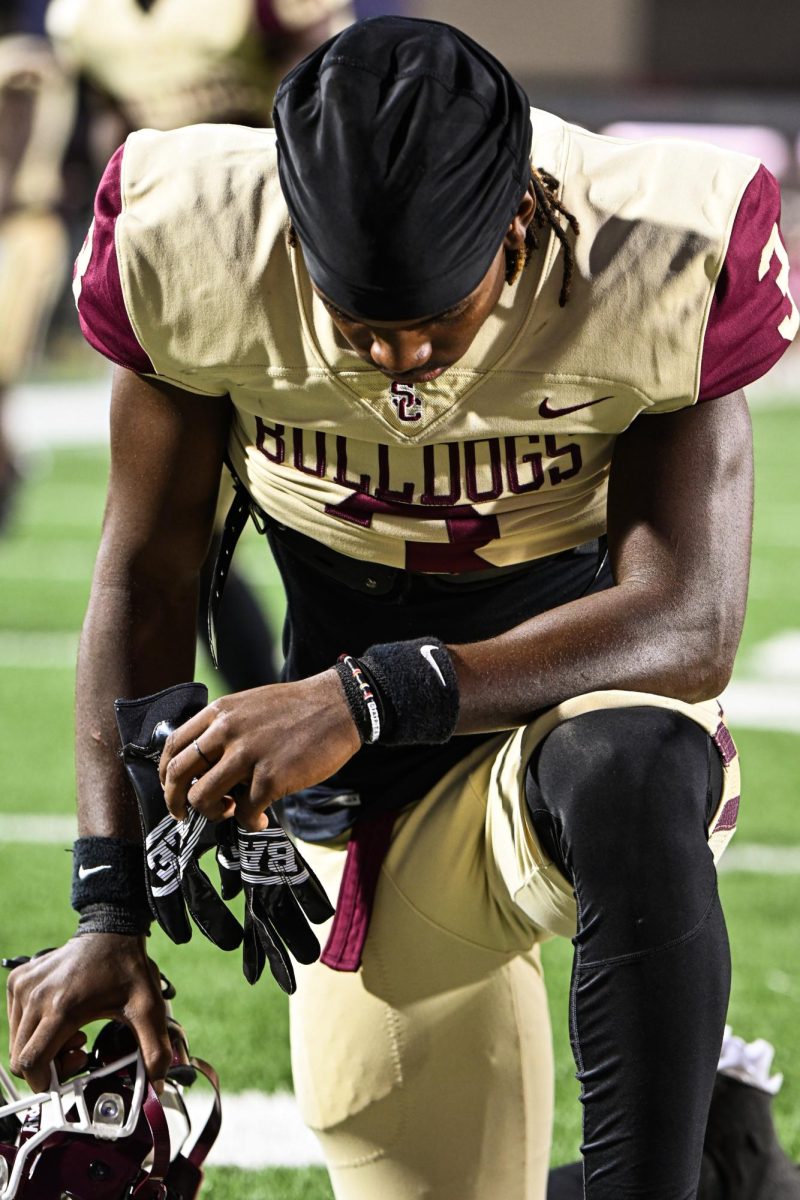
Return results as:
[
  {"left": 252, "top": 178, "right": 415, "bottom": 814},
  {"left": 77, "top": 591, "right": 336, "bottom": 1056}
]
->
[
  {"left": 214, "top": 816, "right": 242, "bottom": 900},
  {"left": 233, "top": 812, "right": 335, "bottom": 993},
  {"left": 114, "top": 683, "right": 243, "bottom": 951},
  {"left": 114, "top": 682, "right": 335, "bottom": 994}
]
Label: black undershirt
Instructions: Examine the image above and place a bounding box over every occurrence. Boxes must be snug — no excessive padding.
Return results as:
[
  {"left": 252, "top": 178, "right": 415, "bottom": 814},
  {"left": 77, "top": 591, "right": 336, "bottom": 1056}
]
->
[{"left": 268, "top": 526, "right": 613, "bottom": 840}]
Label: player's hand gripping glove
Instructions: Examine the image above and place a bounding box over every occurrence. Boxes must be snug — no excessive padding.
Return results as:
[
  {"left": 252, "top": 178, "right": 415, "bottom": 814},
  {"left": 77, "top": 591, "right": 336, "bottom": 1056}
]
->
[
  {"left": 216, "top": 814, "right": 335, "bottom": 992},
  {"left": 114, "top": 683, "right": 335, "bottom": 994},
  {"left": 114, "top": 683, "right": 243, "bottom": 951}
]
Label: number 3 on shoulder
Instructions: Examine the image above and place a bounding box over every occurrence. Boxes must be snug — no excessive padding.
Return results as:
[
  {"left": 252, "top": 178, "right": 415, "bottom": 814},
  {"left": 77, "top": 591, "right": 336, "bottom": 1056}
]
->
[{"left": 759, "top": 223, "right": 800, "bottom": 341}]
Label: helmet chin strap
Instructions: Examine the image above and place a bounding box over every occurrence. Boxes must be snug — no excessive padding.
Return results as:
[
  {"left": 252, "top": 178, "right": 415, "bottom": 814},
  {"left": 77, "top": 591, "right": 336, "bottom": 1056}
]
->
[
  {"left": 135, "top": 1081, "right": 171, "bottom": 1196},
  {"left": 174, "top": 1057, "right": 222, "bottom": 1175}
]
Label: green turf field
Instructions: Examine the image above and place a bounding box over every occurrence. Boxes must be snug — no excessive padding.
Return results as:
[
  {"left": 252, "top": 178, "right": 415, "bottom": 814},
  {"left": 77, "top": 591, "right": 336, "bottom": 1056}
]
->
[{"left": 0, "top": 398, "right": 798, "bottom": 1195}]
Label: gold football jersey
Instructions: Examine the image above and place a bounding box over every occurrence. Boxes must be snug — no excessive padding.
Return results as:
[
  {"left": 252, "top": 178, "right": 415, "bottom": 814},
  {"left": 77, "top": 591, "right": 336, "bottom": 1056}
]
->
[
  {"left": 45, "top": 0, "right": 351, "bottom": 130},
  {"left": 75, "top": 110, "right": 796, "bottom": 573}
]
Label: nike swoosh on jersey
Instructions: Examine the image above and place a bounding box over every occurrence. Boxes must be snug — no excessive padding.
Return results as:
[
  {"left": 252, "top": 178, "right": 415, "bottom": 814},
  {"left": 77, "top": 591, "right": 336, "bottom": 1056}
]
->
[
  {"left": 78, "top": 863, "right": 113, "bottom": 879},
  {"left": 420, "top": 644, "right": 447, "bottom": 687},
  {"left": 538, "top": 394, "right": 614, "bottom": 418}
]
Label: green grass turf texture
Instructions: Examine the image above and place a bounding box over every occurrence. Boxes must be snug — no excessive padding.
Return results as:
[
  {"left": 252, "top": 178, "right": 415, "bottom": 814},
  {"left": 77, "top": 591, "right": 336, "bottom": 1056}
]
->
[{"left": 0, "top": 402, "right": 798, "bottom": 1194}]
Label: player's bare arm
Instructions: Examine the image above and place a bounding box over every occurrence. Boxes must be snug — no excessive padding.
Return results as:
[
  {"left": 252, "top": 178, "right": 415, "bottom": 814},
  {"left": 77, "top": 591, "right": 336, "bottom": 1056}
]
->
[
  {"left": 452, "top": 388, "right": 753, "bottom": 731},
  {"left": 75, "top": 367, "right": 231, "bottom": 838},
  {"left": 8, "top": 366, "right": 232, "bottom": 1092}
]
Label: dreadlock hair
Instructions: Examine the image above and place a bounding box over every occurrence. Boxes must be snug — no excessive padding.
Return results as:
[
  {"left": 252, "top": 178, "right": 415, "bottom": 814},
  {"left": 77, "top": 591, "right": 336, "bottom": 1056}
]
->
[{"left": 510, "top": 168, "right": 580, "bottom": 307}]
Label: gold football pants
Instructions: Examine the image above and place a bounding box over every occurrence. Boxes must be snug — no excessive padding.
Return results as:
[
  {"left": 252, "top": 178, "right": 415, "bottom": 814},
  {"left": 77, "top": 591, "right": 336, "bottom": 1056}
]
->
[{"left": 290, "top": 690, "right": 740, "bottom": 1200}]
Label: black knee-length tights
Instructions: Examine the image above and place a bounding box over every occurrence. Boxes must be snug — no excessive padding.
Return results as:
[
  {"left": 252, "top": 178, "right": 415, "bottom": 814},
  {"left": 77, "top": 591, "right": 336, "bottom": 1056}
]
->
[{"left": 526, "top": 707, "right": 728, "bottom": 1200}]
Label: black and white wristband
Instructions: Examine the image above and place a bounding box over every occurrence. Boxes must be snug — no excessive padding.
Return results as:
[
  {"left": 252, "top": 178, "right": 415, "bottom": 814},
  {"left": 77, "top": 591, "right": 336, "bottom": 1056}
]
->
[
  {"left": 335, "top": 654, "right": 383, "bottom": 744},
  {"left": 71, "top": 837, "right": 151, "bottom": 937},
  {"left": 334, "top": 636, "right": 460, "bottom": 746}
]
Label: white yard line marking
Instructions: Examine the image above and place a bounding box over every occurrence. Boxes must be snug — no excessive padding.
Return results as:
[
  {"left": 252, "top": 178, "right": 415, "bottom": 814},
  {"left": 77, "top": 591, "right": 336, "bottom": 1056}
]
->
[
  {"left": 744, "top": 630, "right": 800, "bottom": 681},
  {"left": 183, "top": 1089, "right": 324, "bottom": 1168},
  {"left": 720, "top": 681, "right": 800, "bottom": 733},
  {"left": 0, "top": 631, "right": 79, "bottom": 668},
  {"left": 719, "top": 845, "right": 800, "bottom": 874},
  {"left": 6, "top": 379, "right": 111, "bottom": 450},
  {"left": 0, "top": 815, "right": 77, "bottom": 843}
]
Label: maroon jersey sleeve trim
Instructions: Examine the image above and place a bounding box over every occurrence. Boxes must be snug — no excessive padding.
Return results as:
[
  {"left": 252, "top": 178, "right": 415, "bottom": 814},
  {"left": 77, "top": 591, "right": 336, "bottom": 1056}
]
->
[
  {"left": 74, "top": 144, "right": 155, "bottom": 376},
  {"left": 699, "top": 164, "right": 798, "bottom": 402}
]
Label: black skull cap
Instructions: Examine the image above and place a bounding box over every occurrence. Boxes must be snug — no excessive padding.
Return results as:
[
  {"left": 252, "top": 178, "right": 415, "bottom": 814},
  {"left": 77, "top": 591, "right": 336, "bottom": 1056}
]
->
[{"left": 273, "top": 16, "right": 532, "bottom": 320}]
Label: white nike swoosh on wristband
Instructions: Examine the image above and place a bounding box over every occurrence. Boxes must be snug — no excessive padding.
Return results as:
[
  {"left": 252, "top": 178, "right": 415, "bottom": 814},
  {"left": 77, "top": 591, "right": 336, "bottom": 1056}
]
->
[
  {"left": 78, "top": 864, "right": 112, "bottom": 879},
  {"left": 420, "top": 644, "right": 447, "bottom": 687}
]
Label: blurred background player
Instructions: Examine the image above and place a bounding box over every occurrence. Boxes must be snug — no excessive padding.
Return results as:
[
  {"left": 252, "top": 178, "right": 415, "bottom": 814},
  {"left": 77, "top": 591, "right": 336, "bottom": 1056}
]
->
[
  {"left": 45, "top": 0, "right": 354, "bottom": 147},
  {"left": 1, "top": 0, "right": 355, "bottom": 689},
  {"left": 0, "top": 1, "right": 76, "bottom": 531}
]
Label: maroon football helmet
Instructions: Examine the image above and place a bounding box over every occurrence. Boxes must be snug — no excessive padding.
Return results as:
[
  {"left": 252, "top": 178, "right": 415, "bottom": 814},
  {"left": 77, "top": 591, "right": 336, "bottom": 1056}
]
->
[{"left": 0, "top": 1012, "right": 220, "bottom": 1199}]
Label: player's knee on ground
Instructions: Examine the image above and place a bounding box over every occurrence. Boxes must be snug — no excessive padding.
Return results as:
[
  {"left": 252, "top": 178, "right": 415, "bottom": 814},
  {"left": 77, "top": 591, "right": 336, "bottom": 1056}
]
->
[{"left": 525, "top": 706, "right": 723, "bottom": 959}]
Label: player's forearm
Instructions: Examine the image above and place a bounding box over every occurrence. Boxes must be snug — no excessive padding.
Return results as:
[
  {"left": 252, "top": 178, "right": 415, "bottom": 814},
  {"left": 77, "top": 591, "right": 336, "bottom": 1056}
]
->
[
  {"left": 73, "top": 370, "right": 230, "bottom": 838},
  {"left": 75, "top": 565, "right": 198, "bottom": 839},
  {"left": 450, "top": 393, "right": 753, "bottom": 735},
  {"left": 451, "top": 576, "right": 739, "bottom": 735}
]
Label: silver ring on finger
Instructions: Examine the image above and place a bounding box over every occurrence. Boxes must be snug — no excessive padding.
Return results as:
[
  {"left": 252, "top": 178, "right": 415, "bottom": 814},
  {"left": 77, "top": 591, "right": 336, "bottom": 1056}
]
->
[{"left": 193, "top": 738, "right": 213, "bottom": 768}]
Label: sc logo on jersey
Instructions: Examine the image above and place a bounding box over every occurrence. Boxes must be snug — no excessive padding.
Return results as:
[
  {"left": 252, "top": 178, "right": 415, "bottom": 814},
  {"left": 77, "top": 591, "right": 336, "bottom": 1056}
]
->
[{"left": 390, "top": 381, "right": 423, "bottom": 421}]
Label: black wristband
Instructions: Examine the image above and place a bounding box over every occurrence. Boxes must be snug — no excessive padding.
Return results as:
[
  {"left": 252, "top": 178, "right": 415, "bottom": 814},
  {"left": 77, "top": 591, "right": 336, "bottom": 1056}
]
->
[
  {"left": 356, "top": 636, "right": 460, "bottom": 745},
  {"left": 75, "top": 902, "right": 151, "bottom": 937},
  {"left": 71, "top": 836, "right": 149, "bottom": 914}
]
